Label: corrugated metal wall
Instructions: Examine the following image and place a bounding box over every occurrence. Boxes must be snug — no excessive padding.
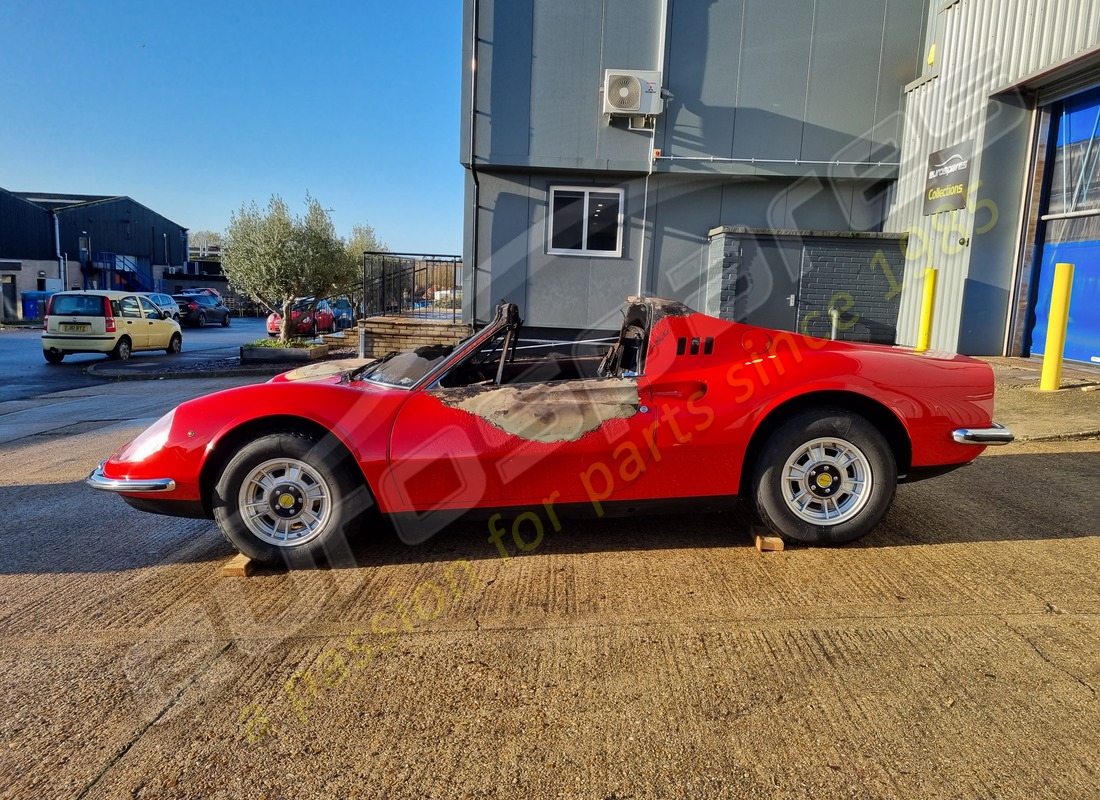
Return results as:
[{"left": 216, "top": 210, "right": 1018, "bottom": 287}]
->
[
  {"left": 887, "top": 0, "right": 1100, "bottom": 353},
  {"left": 0, "top": 188, "right": 54, "bottom": 260},
  {"left": 53, "top": 197, "right": 188, "bottom": 267}
]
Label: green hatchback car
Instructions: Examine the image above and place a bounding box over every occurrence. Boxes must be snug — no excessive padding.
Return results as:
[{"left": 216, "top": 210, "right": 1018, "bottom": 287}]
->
[{"left": 42, "top": 290, "right": 183, "bottom": 363}]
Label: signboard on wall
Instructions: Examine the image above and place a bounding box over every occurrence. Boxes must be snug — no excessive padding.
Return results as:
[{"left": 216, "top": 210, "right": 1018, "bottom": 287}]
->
[{"left": 924, "top": 140, "right": 973, "bottom": 215}]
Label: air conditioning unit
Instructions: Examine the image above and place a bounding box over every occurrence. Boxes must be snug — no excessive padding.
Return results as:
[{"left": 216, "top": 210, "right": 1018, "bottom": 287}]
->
[{"left": 602, "top": 69, "right": 663, "bottom": 117}]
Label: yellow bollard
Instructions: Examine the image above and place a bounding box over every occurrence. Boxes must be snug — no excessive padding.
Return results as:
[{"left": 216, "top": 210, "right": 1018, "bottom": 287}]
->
[
  {"left": 1040, "top": 262, "right": 1075, "bottom": 391},
  {"left": 915, "top": 267, "right": 938, "bottom": 352}
]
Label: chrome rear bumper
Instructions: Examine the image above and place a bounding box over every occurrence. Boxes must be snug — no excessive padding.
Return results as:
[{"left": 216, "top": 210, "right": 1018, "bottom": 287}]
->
[
  {"left": 86, "top": 462, "right": 176, "bottom": 493},
  {"left": 952, "top": 423, "right": 1014, "bottom": 446}
]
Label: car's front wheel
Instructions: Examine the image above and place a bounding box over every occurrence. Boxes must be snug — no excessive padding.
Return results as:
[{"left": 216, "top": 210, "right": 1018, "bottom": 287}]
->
[
  {"left": 166, "top": 333, "right": 182, "bottom": 355},
  {"left": 221, "top": 312, "right": 231, "bottom": 327},
  {"left": 213, "top": 432, "right": 373, "bottom": 566},
  {"left": 751, "top": 408, "right": 896, "bottom": 546}
]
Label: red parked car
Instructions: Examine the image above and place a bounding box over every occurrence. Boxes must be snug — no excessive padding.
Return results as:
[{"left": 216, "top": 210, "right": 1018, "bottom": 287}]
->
[
  {"left": 88, "top": 297, "right": 1011, "bottom": 566},
  {"left": 266, "top": 298, "right": 335, "bottom": 337}
]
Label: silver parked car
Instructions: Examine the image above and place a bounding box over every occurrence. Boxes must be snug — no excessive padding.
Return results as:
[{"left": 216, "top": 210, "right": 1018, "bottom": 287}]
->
[{"left": 142, "top": 292, "right": 182, "bottom": 321}]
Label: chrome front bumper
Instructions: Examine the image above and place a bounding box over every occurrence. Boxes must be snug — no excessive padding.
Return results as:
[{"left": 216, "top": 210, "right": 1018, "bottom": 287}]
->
[
  {"left": 952, "top": 423, "right": 1014, "bottom": 446},
  {"left": 86, "top": 462, "right": 177, "bottom": 493}
]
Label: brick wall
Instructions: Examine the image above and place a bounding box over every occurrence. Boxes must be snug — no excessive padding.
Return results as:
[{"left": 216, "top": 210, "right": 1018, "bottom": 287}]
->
[
  {"left": 798, "top": 240, "right": 906, "bottom": 344},
  {"left": 709, "top": 227, "right": 906, "bottom": 345},
  {"left": 356, "top": 316, "right": 472, "bottom": 358}
]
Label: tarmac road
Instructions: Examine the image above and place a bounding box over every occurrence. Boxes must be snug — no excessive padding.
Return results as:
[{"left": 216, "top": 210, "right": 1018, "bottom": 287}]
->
[
  {"left": 0, "top": 379, "right": 1096, "bottom": 799},
  {"left": 0, "top": 318, "right": 268, "bottom": 402}
]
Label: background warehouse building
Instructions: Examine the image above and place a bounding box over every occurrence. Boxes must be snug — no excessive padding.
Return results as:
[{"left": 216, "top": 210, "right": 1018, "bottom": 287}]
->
[
  {"left": 461, "top": 0, "right": 1100, "bottom": 363},
  {"left": 0, "top": 187, "right": 188, "bottom": 322}
]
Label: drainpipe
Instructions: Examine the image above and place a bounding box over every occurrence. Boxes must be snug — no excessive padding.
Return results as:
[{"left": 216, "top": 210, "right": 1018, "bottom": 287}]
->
[
  {"left": 469, "top": 0, "right": 482, "bottom": 325},
  {"left": 637, "top": 0, "right": 669, "bottom": 299},
  {"left": 51, "top": 212, "right": 65, "bottom": 286}
]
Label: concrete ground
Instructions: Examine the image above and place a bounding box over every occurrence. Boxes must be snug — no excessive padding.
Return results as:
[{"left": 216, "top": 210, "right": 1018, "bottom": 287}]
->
[{"left": 0, "top": 370, "right": 1096, "bottom": 799}]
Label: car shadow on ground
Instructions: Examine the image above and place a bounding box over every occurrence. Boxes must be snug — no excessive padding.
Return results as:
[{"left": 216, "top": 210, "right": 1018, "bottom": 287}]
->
[{"left": 0, "top": 450, "right": 1094, "bottom": 576}]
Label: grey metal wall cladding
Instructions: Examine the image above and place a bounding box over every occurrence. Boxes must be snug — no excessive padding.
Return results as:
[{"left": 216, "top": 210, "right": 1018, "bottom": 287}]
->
[
  {"left": 486, "top": 0, "right": 533, "bottom": 158},
  {"left": 474, "top": 169, "right": 891, "bottom": 330},
  {"left": 52, "top": 198, "right": 188, "bottom": 265},
  {"left": 887, "top": 0, "right": 1100, "bottom": 354},
  {"left": 465, "top": 0, "right": 926, "bottom": 173},
  {"left": 0, "top": 189, "right": 54, "bottom": 259}
]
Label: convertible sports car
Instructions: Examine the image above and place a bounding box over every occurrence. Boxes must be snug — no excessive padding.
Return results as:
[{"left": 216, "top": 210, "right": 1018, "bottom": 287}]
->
[{"left": 88, "top": 297, "right": 1012, "bottom": 566}]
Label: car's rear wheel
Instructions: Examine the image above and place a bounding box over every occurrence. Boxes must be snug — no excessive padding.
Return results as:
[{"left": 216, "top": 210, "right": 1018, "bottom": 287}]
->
[
  {"left": 44, "top": 350, "right": 64, "bottom": 364},
  {"left": 166, "top": 333, "right": 182, "bottom": 355},
  {"left": 310, "top": 322, "right": 319, "bottom": 338},
  {"left": 751, "top": 408, "right": 896, "bottom": 545},
  {"left": 213, "top": 432, "right": 373, "bottom": 567},
  {"left": 197, "top": 312, "right": 206, "bottom": 327},
  {"left": 110, "top": 337, "right": 132, "bottom": 361}
]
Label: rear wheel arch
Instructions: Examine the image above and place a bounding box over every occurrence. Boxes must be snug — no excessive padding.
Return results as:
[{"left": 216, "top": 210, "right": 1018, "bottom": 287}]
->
[
  {"left": 738, "top": 391, "right": 912, "bottom": 497},
  {"left": 198, "top": 415, "right": 372, "bottom": 518}
]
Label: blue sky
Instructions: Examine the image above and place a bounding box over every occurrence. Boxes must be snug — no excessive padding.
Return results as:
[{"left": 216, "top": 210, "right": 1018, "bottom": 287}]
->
[{"left": 0, "top": 0, "right": 464, "bottom": 253}]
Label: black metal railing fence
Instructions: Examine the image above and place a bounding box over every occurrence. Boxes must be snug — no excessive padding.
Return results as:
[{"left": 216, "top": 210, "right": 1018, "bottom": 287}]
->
[{"left": 362, "top": 252, "right": 463, "bottom": 322}]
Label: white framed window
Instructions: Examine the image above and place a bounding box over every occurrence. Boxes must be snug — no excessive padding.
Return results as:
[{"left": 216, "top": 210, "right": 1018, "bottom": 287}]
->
[{"left": 547, "top": 186, "right": 625, "bottom": 257}]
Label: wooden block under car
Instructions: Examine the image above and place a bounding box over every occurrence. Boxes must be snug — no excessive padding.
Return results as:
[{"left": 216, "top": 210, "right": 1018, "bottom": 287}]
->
[
  {"left": 754, "top": 535, "right": 785, "bottom": 552},
  {"left": 221, "top": 553, "right": 255, "bottom": 577}
]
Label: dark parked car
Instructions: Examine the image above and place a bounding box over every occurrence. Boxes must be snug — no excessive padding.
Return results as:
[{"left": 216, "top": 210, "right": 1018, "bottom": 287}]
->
[{"left": 172, "top": 293, "right": 231, "bottom": 327}]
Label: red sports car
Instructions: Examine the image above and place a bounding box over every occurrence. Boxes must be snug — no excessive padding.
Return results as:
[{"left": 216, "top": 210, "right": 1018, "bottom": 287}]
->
[
  {"left": 266, "top": 298, "right": 336, "bottom": 337},
  {"left": 88, "top": 297, "right": 1012, "bottom": 566}
]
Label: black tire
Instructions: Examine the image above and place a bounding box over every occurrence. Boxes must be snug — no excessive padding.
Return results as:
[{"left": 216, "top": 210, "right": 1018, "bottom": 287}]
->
[
  {"left": 750, "top": 407, "right": 896, "bottom": 546},
  {"left": 110, "top": 337, "right": 132, "bottom": 361},
  {"left": 212, "top": 432, "right": 374, "bottom": 567},
  {"left": 197, "top": 312, "right": 206, "bottom": 328},
  {"left": 44, "top": 350, "right": 64, "bottom": 364},
  {"left": 166, "top": 333, "right": 182, "bottom": 355},
  {"left": 310, "top": 322, "right": 319, "bottom": 338},
  {"left": 221, "top": 312, "right": 231, "bottom": 327}
]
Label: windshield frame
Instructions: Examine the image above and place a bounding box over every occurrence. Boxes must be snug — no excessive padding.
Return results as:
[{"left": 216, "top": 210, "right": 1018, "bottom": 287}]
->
[{"left": 348, "top": 301, "right": 521, "bottom": 391}]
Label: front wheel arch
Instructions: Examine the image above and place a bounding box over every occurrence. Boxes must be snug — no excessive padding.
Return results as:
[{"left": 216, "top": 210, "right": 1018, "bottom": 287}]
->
[
  {"left": 198, "top": 415, "right": 370, "bottom": 518},
  {"left": 739, "top": 391, "right": 911, "bottom": 498}
]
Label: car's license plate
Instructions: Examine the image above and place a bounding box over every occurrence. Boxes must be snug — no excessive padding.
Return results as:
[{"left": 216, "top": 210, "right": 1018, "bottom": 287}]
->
[{"left": 60, "top": 324, "right": 89, "bottom": 332}]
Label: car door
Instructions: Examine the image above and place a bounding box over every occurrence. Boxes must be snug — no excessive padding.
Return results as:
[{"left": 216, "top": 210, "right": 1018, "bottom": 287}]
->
[
  {"left": 387, "top": 319, "right": 659, "bottom": 509},
  {"left": 138, "top": 295, "right": 173, "bottom": 348},
  {"left": 316, "top": 300, "right": 333, "bottom": 331},
  {"left": 117, "top": 295, "right": 148, "bottom": 348}
]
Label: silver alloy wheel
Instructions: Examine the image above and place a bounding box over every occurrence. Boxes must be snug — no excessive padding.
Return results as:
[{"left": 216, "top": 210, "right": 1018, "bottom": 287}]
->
[
  {"left": 237, "top": 457, "right": 332, "bottom": 547},
  {"left": 780, "top": 436, "right": 873, "bottom": 525}
]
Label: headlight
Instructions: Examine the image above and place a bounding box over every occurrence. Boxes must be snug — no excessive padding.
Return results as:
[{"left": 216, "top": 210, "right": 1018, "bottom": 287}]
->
[{"left": 115, "top": 409, "right": 176, "bottom": 463}]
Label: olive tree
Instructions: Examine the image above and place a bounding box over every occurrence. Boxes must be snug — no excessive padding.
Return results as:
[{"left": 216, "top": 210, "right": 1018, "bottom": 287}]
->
[
  {"left": 222, "top": 195, "right": 347, "bottom": 344},
  {"left": 340, "top": 222, "right": 386, "bottom": 321}
]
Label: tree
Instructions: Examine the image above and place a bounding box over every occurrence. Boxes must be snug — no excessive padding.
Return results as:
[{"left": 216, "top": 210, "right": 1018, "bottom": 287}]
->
[
  {"left": 190, "top": 230, "right": 222, "bottom": 257},
  {"left": 341, "top": 223, "right": 386, "bottom": 320},
  {"left": 221, "top": 195, "right": 346, "bottom": 344}
]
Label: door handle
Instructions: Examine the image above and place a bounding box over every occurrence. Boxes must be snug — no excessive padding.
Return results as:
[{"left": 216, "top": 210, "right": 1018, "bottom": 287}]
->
[{"left": 787, "top": 294, "right": 796, "bottom": 307}]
